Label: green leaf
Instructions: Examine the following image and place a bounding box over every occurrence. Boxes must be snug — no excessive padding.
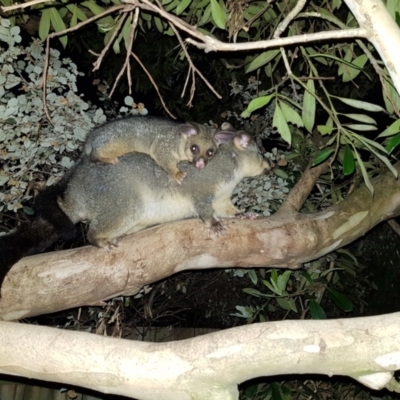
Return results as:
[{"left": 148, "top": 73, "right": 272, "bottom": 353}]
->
[
  {"left": 199, "top": 3, "right": 212, "bottom": 25},
  {"left": 333, "top": 96, "right": 385, "bottom": 112},
  {"left": 240, "top": 94, "right": 274, "bottom": 118},
  {"left": 273, "top": 168, "right": 289, "bottom": 179},
  {"left": 39, "top": 9, "right": 51, "bottom": 41},
  {"left": 302, "top": 78, "right": 316, "bottom": 133},
  {"left": 82, "top": 1, "right": 106, "bottom": 15},
  {"left": 343, "top": 144, "right": 355, "bottom": 175},
  {"left": 378, "top": 119, "right": 400, "bottom": 138},
  {"left": 317, "top": 125, "right": 334, "bottom": 136},
  {"left": 382, "top": 76, "right": 400, "bottom": 114},
  {"left": 277, "top": 271, "right": 291, "bottom": 294},
  {"left": 248, "top": 269, "right": 258, "bottom": 285},
  {"left": 342, "top": 54, "right": 368, "bottom": 82},
  {"left": 165, "top": 0, "right": 182, "bottom": 12},
  {"left": 312, "top": 149, "right": 334, "bottom": 166},
  {"left": 242, "top": 288, "right": 265, "bottom": 297},
  {"left": 69, "top": 4, "right": 78, "bottom": 27},
  {"left": 273, "top": 103, "right": 291, "bottom": 145},
  {"left": 355, "top": 135, "right": 398, "bottom": 178},
  {"left": 246, "top": 50, "right": 280, "bottom": 73},
  {"left": 387, "top": 132, "right": 400, "bottom": 154},
  {"left": 279, "top": 101, "right": 304, "bottom": 127},
  {"left": 354, "top": 149, "right": 374, "bottom": 195},
  {"left": 49, "top": 8, "right": 67, "bottom": 47},
  {"left": 175, "top": 0, "right": 191, "bottom": 15},
  {"left": 341, "top": 113, "right": 377, "bottom": 125},
  {"left": 309, "top": 300, "right": 326, "bottom": 319},
  {"left": 277, "top": 297, "right": 298, "bottom": 313},
  {"left": 210, "top": 0, "right": 226, "bottom": 29},
  {"left": 344, "top": 124, "right": 377, "bottom": 132},
  {"left": 23, "top": 206, "right": 34, "bottom": 216},
  {"left": 327, "top": 288, "right": 353, "bottom": 312},
  {"left": 154, "top": 16, "right": 164, "bottom": 32},
  {"left": 338, "top": 45, "right": 353, "bottom": 76}
]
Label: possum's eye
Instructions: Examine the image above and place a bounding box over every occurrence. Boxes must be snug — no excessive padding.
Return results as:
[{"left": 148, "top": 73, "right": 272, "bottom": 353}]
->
[
  {"left": 191, "top": 145, "right": 199, "bottom": 154},
  {"left": 207, "top": 149, "right": 215, "bottom": 158}
]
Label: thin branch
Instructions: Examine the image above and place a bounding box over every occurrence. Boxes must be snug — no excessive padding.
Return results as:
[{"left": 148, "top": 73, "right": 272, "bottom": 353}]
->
[
  {"left": 274, "top": 0, "right": 308, "bottom": 37},
  {"left": 130, "top": 52, "right": 176, "bottom": 119},
  {"left": 277, "top": 159, "right": 331, "bottom": 214},
  {"left": 185, "top": 28, "right": 368, "bottom": 53},
  {"left": 168, "top": 22, "right": 222, "bottom": 104},
  {"left": 92, "top": 12, "right": 129, "bottom": 72},
  {"left": 1, "top": 0, "right": 53, "bottom": 11},
  {"left": 109, "top": 9, "right": 137, "bottom": 97}
]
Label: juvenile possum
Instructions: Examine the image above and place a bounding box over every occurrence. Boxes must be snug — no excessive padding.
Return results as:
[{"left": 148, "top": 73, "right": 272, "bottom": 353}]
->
[
  {"left": 60, "top": 131, "right": 272, "bottom": 248},
  {"left": 84, "top": 116, "right": 221, "bottom": 184}
]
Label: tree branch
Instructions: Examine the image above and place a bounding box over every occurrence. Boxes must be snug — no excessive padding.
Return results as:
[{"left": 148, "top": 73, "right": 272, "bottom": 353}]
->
[
  {"left": 2, "top": 163, "right": 400, "bottom": 320},
  {"left": 277, "top": 159, "right": 331, "bottom": 214},
  {"left": 1, "top": 313, "right": 400, "bottom": 398}
]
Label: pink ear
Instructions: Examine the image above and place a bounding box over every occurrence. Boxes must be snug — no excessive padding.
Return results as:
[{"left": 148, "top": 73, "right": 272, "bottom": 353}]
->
[
  {"left": 180, "top": 124, "right": 198, "bottom": 137},
  {"left": 233, "top": 131, "right": 252, "bottom": 149},
  {"left": 214, "top": 131, "right": 235, "bottom": 145}
]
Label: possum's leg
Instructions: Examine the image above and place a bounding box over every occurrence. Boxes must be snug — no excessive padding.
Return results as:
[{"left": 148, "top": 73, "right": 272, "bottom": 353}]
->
[{"left": 87, "top": 218, "right": 126, "bottom": 251}]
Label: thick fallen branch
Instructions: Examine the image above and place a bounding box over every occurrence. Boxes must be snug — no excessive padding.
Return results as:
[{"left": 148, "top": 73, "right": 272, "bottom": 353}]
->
[
  {"left": 1, "top": 163, "right": 400, "bottom": 320},
  {"left": 1, "top": 313, "right": 400, "bottom": 399}
]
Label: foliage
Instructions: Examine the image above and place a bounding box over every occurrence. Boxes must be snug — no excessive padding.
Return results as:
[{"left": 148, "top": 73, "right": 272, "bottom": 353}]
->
[
  {"left": 0, "top": 18, "right": 104, "bottom": 212},
  {"left": 230, "top": 247, "right": 371, "bottom": 324},
  {"left": 3, "top": 0, "right": 400, "bottom": 194}
]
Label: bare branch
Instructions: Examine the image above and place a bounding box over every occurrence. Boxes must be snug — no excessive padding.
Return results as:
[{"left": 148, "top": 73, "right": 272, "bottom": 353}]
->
[
  {"left": 277, "top": 159, "right": 331, "bottom": 214},
  {"left": 130, "top": 52, "right": 176, "bottom": 119}
]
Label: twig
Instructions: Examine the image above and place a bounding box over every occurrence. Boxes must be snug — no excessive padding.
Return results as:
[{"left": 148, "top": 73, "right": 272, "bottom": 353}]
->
[
  {"left": 92, "top": 11, "right": 129, "bottom": 72},
  {"left": 130, "top": 52, "right": 176, "bottom": 119},
  {"left": 109, "top": 8, "right": 138, "bottom": 97},
  {"left": 168, "top": 22, "right": 222, "bottom": 105},
  {"left": 2, "top": 0, "right": 53, "bottom": 11}
]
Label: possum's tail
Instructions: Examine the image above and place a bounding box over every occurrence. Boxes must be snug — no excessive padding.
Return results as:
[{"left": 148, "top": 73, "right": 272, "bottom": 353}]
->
[{"left": 0, "top": 183, "right": 78, "bottom": 292}]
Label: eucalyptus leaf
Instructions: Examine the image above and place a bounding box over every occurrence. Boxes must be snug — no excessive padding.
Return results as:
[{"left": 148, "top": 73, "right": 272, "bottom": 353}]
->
[
  {"left": 317, "top": 125, "right": 334, "bottom": 135},
  {"left": 312, "top": 148, "right": 334, "bottom": 166},
  {"left": 277, "top": 297, "right": 298, "bottom": 313},
  {"left": 39, "top": 9, "right": 51, "bottom": 41},
  {"left": 302, "top": 78, "right": 316, "bottom": 133},
  {"left": 49, "top": 8, "right": 67, "bottom": 47},
  {"left": 378, "top": 118, "right": 400, "bottom": 138},
  {"left": 327, "top": 288, "right": 353, "bottom": 312},
  {"left": 309, "top": 300, "right": 327, "bottom": 320},
  {"left": 176, "top": 0, "right": 191, "bottom": 15},
  {"left": 343, "top": 144, "right": 355, "bottom": 175},
  {"left": 241, "top": 94, "right": 274, "bottom": 117},
  {"left": 246, "top": 50, "right": 280, "bottom": 73},
  {"left": 341, "top": 113, "right": 377, "bottom": 125},
  {"left": 210, "top": 0, "right": 226, "bottom": 29},
  {"left": 333, "top": 96, "right": 385, "bottom": 112},
  {"left": 387, "top": 132, "right": 400, "bottom": 154},
  {"left": 354, "top": 149, "right": 374, "bottom": 195},
  {"left": 344, "top": 124, "right": 377, "bottom": 131},
  {"left": 273, "top": 103, "right": 291, "bottom": 145},
  {"left": 279, "top": 101, "right": 304, "bottom": 127}
]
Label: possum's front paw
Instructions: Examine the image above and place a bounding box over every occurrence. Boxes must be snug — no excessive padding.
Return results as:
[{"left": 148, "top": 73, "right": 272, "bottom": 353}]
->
[
  {"left": 173, "top": 170, "right": 187, "bottom": 184},
  {"left": 208, "top": 218, "right": 227, "bottom": 237},
  {"left": 93, "top": 238, "right": 119, "bottom": 251},
  {"left": 235, "top": 212, "right": 259, "bottom": 220}
]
